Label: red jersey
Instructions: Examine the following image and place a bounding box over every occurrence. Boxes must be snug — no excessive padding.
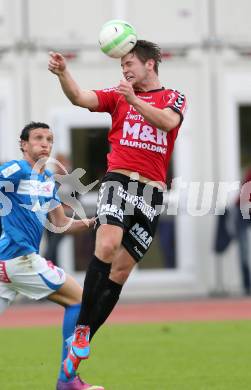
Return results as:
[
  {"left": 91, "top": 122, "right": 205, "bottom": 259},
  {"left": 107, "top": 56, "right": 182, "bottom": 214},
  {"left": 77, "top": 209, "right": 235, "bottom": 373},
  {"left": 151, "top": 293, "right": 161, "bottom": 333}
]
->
[{"left": 93, "top": 87, "right": 187, "bottom": 183}]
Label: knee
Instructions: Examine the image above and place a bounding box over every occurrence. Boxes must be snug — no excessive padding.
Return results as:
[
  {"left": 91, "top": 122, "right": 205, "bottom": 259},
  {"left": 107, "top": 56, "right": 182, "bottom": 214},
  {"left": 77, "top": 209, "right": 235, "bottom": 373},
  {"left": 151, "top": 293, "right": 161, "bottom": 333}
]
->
[{"left": 96, "top": 238, "right": 120, "bottom": 260}]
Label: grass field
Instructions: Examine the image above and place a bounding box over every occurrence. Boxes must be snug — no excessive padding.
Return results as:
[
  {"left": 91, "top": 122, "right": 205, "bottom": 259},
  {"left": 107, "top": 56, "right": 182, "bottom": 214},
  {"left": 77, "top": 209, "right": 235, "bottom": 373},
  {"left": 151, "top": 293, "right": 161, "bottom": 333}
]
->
[{"left": 0, "top": 321, "right": 251, "bottom": 390}]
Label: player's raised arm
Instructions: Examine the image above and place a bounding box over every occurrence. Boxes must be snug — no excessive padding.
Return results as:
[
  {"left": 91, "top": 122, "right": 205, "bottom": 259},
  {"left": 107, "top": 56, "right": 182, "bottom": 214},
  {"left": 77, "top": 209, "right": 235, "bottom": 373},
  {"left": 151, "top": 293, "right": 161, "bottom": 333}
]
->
[{"left": 48, "top": 51, "right": 99, "bottom": 110}]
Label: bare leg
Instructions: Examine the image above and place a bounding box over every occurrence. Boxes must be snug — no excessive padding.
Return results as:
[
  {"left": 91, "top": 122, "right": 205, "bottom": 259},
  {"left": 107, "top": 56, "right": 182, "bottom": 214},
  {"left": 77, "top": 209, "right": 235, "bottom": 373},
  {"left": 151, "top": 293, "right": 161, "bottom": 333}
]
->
[{"left": 48, "top": 274, "right": 82, "bottom": 306}]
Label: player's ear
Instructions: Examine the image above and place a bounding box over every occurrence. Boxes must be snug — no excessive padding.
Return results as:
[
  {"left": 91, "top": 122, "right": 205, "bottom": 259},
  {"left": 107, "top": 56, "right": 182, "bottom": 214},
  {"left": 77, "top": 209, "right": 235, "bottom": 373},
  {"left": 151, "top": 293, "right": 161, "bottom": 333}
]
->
[
  {"left": 20, "top": 140, "right": 27, "bottom": 152},
  {"left": 146, "top": 59, "right": 154, "bottom": 71}
]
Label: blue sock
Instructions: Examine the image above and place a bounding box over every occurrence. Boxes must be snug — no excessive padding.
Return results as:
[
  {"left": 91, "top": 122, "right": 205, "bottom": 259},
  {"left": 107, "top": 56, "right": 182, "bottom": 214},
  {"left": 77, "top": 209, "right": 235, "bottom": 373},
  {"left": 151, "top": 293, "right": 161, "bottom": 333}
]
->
[{"left": 59, "top": 303, "right": 81, "bottom": 382}]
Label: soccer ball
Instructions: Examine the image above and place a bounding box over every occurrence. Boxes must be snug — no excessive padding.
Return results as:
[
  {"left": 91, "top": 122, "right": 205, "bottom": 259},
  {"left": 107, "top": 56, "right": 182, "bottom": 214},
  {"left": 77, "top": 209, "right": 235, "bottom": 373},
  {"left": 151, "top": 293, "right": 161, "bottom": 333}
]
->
[{"left": 99, "top": 20, "right": 137, "bottom": 58}]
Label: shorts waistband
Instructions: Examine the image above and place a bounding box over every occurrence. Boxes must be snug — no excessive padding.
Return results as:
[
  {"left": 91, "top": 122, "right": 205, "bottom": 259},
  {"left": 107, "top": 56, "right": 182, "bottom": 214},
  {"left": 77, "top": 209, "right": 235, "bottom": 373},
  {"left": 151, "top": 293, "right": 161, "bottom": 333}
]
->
[{"left": 105, "top": 171, "right": 165, "bottom": 191}]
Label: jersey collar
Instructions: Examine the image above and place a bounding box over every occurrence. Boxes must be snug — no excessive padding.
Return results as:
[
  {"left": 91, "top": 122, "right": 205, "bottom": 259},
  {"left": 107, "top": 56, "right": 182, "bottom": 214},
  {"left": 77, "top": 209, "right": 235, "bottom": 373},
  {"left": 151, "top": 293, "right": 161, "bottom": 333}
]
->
[{"left": 135, "top": 87, "right": 165, "bottom": 93}]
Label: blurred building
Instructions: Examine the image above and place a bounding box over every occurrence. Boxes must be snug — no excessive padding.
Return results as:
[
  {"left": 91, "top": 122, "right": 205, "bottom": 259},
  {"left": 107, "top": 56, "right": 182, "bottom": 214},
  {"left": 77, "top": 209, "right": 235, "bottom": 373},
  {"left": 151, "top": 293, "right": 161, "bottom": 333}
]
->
[{"left": 0, "top": 0, "right": 251, "bottom": 299}]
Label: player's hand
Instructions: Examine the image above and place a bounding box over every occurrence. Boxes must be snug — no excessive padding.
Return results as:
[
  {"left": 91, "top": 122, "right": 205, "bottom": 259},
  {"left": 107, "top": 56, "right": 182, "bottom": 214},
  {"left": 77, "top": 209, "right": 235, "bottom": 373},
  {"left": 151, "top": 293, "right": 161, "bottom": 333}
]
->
[
  {"left": 118, "top": 79, "right": 137, "bottom": 104},
  {"left": 48, "top": 51, "right": 66, "bottom": 75},
  {"left": 82, "top": 217, "right": 96, "bottom": 229}
]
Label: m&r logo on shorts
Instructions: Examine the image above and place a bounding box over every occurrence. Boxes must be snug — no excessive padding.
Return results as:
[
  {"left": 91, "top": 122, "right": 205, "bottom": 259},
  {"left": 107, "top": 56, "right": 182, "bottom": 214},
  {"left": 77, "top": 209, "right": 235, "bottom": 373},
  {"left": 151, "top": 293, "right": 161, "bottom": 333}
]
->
[{"left": 129, "top": 223, "right": 153, "bottom": 250}]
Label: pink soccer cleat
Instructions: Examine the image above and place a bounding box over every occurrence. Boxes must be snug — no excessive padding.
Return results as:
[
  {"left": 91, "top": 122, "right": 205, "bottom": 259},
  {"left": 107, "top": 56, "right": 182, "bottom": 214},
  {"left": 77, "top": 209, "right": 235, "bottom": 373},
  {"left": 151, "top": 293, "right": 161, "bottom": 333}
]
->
[{"left": 56, "top": 375, "right": 104, "bottom": 390}]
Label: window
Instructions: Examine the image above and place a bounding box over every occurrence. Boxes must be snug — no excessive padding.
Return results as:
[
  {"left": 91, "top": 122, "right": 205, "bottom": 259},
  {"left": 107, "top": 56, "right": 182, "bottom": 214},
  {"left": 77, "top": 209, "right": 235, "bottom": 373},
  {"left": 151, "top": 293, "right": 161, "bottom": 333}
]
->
[
  {"left": 239, "top": 105, "right": 251, "bottom": 172},
  {"left": 71, "top": 126, "right": 109, "bottom": 184},
  {"left": 71, "top": 126, "right": 109, "bottom": 271}
]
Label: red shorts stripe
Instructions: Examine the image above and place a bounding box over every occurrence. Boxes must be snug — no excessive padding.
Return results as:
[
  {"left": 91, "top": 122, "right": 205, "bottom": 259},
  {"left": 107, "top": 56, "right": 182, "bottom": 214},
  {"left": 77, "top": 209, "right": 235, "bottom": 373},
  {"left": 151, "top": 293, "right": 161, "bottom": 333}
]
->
[{"left": 0, "top": 261, "right": 11, "bottom": 283}]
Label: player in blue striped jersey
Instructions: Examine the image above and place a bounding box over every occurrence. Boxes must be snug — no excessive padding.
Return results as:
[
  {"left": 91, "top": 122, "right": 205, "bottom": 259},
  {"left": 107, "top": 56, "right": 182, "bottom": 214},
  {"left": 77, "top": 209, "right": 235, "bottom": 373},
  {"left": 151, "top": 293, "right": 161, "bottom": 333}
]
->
[{"left": 0, "top": 122, "right": 104, "bottom": 390}]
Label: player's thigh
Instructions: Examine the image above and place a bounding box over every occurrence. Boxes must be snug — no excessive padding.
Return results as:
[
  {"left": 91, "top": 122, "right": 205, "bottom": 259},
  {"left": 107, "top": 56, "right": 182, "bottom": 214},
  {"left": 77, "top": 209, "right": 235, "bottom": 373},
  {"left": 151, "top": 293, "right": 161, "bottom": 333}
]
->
[
  {"left": 95, "top": 224, "right": 124, "bottom": 259},
  {"left": 48, "top": 273, "right": 83, "bottom": 306},
  {"left": 96, "top": 224, "right": 124, "bottom": 247}
]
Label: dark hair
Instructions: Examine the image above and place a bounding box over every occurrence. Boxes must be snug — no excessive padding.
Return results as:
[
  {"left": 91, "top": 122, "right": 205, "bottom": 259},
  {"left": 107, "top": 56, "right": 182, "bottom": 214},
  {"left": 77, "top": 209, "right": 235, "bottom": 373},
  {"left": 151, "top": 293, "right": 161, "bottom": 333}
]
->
[
  {"left": 20, "top": 121, "right": 50, "bottom": 152},
  {"left": 129, "top": 40, "right": 162, "bottom": 74}
]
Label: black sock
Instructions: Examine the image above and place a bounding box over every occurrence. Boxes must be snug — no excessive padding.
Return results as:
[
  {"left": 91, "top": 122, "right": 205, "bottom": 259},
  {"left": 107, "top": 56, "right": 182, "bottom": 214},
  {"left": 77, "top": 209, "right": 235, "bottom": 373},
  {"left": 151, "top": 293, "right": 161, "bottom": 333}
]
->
[
  {"left": 89, "top": 278, "right": 122, "bottom": 340},
  {"left": 77, "top": 256, "right": 111, "bottom": 326}
]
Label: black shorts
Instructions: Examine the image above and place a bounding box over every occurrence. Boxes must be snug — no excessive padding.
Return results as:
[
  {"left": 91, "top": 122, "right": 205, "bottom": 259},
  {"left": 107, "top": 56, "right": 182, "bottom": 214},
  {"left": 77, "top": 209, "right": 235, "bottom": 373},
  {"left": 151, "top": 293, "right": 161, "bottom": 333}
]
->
[{"left": 95, "top": 172, "right": 163, "bottom": 262}]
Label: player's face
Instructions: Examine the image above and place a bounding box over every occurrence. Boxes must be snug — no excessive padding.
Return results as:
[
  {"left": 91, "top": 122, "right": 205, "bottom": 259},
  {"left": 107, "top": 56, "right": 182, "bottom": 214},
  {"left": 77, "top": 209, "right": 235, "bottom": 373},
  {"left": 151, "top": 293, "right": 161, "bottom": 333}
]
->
[
  {"left": 121, "top": 52, "right": 153, "bottom": 88},
  {"left": 22, "top": 128, "right": 54, "bottom": 162}
]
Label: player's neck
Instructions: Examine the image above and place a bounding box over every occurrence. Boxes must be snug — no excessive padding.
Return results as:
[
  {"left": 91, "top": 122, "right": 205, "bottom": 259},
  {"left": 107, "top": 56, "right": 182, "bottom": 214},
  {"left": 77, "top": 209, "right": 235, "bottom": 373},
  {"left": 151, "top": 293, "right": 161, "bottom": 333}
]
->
[
  {"left": 134, "top": 76, "right": 161, "bottom": 92},
  {"left": 23, "top": 156, "right": 46, "bottom": 173}
]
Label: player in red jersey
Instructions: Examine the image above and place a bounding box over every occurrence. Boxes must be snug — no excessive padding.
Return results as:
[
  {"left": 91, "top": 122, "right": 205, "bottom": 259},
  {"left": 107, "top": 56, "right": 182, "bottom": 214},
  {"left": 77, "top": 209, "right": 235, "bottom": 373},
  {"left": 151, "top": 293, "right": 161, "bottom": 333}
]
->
[{"left": 48, "top": 40, "right": 187, "bottom": 382}]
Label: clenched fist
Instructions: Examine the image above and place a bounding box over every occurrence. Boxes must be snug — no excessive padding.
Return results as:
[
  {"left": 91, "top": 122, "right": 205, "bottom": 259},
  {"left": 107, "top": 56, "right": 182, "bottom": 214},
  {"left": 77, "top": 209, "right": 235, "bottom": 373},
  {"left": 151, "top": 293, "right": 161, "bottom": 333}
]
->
[{"left": 48, "top": 52, "right": 67, "bottom": 75}]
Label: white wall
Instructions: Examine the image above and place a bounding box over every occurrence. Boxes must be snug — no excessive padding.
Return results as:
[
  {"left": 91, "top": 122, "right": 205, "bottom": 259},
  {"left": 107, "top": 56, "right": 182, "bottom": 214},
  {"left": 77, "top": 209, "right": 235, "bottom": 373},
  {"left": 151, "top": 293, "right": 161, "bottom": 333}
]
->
[{"left": 128, "top": 0, "right": 210, "bottom": 46}]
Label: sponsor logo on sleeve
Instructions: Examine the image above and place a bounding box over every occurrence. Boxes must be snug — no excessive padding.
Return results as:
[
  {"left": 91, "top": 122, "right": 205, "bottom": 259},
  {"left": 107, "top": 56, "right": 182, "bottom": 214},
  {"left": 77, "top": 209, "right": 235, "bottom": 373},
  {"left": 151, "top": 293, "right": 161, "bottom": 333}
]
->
[{"left": 1, "top": 163, "right": 21, "bottom": 178}]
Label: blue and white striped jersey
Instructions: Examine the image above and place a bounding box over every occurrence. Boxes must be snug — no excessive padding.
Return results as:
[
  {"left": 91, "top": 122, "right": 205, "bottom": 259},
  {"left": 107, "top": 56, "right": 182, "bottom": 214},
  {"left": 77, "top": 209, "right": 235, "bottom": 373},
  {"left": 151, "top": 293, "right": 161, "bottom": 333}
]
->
[{"left": 0, "top": 159, "right": 61, "bottom": 260}]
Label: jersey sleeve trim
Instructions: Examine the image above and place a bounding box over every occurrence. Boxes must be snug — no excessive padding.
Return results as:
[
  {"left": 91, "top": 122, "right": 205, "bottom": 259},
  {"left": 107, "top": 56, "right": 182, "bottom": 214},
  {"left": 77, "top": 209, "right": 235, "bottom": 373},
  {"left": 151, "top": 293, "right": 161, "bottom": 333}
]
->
[{"left": 166, "top": 105, "right": 184, "bottom": 124}]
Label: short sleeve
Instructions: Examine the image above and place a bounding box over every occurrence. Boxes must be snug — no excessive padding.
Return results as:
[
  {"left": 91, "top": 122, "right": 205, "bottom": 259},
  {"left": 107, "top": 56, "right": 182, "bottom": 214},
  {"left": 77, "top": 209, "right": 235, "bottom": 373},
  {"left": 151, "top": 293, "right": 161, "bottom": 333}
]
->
[{"left": 92, "top": 88, "right": 118, "bottom": 114}]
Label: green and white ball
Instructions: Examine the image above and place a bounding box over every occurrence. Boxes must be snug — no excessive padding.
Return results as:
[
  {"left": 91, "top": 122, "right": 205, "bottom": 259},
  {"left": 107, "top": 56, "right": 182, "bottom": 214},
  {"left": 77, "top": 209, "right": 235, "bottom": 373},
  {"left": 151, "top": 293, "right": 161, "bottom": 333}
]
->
[{"left": 99, "top": 20, "right": 137, "bottom": 58}]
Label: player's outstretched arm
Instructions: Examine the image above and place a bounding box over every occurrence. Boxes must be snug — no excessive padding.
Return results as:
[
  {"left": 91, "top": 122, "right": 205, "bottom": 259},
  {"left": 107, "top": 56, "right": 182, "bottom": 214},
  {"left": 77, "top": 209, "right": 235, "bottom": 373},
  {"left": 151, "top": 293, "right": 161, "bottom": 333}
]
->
[
  {"left": 48, "top": 51, "right": 99, "bottom": 110},
  {"left": 48, "top": 204, "right": 95, "bottom": 234}
]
